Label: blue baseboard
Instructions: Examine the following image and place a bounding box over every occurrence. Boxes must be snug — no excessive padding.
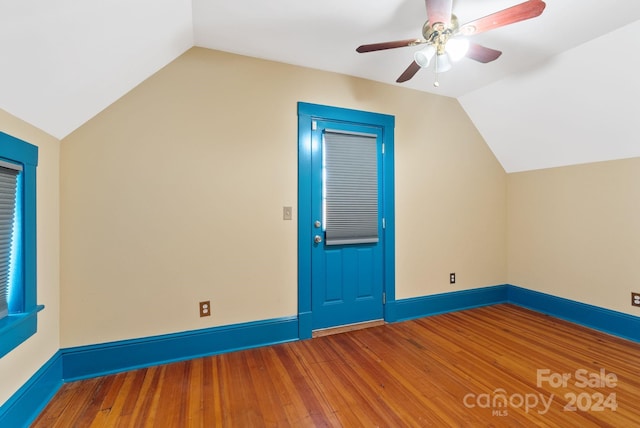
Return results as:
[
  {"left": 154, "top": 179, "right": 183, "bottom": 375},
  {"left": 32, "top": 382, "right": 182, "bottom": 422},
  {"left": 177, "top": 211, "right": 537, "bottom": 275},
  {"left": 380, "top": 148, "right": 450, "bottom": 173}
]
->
[
  {"left": 62, "top": 316, "right": 299, "bottom": 381},
  {"left": 0, "top": 352, "right": 63, "bottom": 428},
  {"left": 394, "top": 285, "right": 509, "bottom": 322},
  {"left": 507, "top": 285, "right": 640, "bottom": 343},
  {"left": 3, "top": 285, "right": 639, "bottom": 427},
  {"left": 393, "top": 284, "right": 640, "bottom": 343}
]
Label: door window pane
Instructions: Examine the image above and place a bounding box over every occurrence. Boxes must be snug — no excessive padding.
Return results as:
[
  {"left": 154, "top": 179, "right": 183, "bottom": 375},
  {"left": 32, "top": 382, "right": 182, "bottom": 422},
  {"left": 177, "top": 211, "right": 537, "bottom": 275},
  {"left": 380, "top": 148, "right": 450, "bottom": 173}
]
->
[{"left": 323, "top": 130, "right": 378, "bottom": 245}]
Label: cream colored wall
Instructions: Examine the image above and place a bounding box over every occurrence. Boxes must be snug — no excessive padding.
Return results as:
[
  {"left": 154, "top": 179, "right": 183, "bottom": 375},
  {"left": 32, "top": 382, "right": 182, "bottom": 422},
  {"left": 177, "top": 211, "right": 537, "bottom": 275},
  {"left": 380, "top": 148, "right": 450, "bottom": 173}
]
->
[
  {"left": 60, "top": 47, "right": 507, "bottom": 348},
  {"left": 0, "top": 110, "right": 60, "bottom": 407},
  {"left": 395, "top": 91, "right": 507, "bottom": 298},
  {"left": 3, "top": 40, "right": 637, "bottom": 413},
  {"left": 507, "top": 158, "right": 640, "bottom": 315}
]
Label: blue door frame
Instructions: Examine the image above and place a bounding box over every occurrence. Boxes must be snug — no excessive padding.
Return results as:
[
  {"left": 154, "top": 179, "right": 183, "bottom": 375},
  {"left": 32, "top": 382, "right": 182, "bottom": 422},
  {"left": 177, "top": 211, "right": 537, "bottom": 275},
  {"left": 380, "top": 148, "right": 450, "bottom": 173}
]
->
[{"left": 297, "top": 102, "right": 396, "bottom": 339}]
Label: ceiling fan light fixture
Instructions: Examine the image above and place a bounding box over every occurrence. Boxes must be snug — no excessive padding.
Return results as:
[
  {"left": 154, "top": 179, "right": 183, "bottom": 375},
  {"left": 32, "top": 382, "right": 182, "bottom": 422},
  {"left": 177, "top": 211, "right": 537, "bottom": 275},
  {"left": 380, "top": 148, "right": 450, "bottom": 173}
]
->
[
  {"left": 414, "top": 45, "right": 436, "bottom": 68},
  {"left": 435, "top": 53, "right": 452, "bottom": 73},
  {"left": 446, "top": 38, "right": 470, "bottom": 62},
  {"left": 357, "top": 0, "right": 547, "bottom": 86}
]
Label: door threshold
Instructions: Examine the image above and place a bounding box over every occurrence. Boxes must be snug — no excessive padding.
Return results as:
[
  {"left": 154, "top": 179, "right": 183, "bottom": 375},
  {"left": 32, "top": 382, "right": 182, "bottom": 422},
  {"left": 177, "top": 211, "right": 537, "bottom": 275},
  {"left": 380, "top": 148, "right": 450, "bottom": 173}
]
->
[{"left": 312, "top": 319, "right": 385, "bottom": 338}]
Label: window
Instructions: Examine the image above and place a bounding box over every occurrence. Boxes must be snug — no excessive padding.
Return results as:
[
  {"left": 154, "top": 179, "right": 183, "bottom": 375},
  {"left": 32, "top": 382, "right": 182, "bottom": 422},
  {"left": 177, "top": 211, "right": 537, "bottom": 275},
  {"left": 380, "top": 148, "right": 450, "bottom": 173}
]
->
[
  {"left": 0, "top": 131, "right": 40, "bottom": 358},
  {"left": 0, "top": 162, "right": 21, "bottom": 318},
  {"left": 323, "top": 130, "right": 379, "bottom": 245}
]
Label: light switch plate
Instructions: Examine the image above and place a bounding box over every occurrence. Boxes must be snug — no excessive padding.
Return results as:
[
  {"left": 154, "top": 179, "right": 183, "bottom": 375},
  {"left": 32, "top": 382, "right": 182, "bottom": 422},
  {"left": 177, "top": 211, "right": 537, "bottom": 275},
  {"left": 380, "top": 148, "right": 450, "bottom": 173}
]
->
[{"left": 283, "top": 206, "right": 292, "bottom": 220}]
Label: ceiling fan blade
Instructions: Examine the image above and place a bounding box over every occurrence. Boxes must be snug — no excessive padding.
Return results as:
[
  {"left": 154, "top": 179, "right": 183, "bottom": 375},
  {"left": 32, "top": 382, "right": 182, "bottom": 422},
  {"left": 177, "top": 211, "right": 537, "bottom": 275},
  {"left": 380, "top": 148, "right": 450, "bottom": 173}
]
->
[
  {"left": 356, "top": 39, "right": 424, "bottom": 53},
  {"left": 459, "top": 0, "right": 546, "bottom": 36},
  {"left": 396, "top": 61, "right": 421, "bottom": 83},
  {"left": 466, "top": 43, "right": 502, "bottom": 63},
  {"left": 425, "top": 0, "right": 453, "bottom": 26}
]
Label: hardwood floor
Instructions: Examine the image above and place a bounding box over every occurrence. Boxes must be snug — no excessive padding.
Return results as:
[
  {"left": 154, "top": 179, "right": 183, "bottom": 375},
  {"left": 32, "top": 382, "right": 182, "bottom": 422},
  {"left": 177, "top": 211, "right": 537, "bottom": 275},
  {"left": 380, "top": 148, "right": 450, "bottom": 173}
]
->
[{"left": 32, "top": 304, "right": 640, "bottom": 427}]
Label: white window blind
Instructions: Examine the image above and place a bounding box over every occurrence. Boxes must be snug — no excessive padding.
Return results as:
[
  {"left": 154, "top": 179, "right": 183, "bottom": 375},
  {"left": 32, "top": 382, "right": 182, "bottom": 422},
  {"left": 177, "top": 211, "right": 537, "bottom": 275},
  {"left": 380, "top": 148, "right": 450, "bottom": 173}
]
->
[
  {"left": 323, "top": 130, "right": 378, "bottom": 245},
  {"left": 0, "top": 163, "right": 20, "bottom": 318}
]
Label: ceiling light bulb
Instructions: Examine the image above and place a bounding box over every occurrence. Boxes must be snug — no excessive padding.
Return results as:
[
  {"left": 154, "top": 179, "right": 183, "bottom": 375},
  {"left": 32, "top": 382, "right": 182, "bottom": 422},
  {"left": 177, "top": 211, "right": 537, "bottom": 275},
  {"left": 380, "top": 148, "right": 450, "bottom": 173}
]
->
[
  {"left": 445, "top": 38, "right": 470, "bottom": 62},
  {"left": 414, "top": 45, "right": 436, "bottom": 68},
  {"left": 435, "top": 53, "right": 452, "bottom": 72}
]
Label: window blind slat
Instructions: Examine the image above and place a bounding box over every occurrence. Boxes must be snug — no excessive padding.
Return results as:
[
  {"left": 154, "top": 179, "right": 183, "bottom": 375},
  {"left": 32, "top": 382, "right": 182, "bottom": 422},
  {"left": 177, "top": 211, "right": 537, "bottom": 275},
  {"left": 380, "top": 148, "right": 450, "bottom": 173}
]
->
[
  {"left": 324, "top": 131, "right": 379, "bottom": 246},
  {"left": 0, "top": 166, "right": 19, "bottom": 318}
]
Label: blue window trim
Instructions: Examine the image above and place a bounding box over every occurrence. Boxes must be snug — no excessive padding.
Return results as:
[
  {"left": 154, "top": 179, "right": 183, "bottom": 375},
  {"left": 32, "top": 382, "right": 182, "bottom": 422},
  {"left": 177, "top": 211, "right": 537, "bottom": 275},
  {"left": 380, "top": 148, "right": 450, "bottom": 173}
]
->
[{"left": 0, "top": 131, "right": 42, "bottom": 359}]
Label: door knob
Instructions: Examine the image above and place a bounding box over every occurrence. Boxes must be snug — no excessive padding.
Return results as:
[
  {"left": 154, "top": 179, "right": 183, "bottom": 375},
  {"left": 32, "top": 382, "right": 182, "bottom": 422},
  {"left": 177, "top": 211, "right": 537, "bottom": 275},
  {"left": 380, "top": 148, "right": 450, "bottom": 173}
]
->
[{"left": 314, "top": 235, "right": 322, "bottom": 244}]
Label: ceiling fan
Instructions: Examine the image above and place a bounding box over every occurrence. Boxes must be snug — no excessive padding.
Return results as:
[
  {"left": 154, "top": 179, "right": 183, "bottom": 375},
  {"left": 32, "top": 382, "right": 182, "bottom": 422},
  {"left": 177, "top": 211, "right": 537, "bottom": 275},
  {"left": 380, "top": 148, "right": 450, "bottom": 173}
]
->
[{"left": 356, "top": 0, "right": 546, "bottom": 86}]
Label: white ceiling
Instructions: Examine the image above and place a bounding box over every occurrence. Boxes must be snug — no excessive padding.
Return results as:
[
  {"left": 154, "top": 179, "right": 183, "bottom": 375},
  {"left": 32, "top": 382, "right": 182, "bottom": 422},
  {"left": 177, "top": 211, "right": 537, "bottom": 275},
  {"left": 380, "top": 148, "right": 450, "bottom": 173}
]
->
[{"left": 2, "top": 0, "right": 640, "bottom": 172}]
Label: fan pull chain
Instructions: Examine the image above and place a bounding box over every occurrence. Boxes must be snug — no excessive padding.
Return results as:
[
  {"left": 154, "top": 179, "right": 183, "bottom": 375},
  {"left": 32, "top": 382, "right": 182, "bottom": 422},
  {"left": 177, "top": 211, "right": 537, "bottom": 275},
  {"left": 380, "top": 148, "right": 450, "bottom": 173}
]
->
[{"left": 434, "top": 54, "right": 440, "bottom": 87}]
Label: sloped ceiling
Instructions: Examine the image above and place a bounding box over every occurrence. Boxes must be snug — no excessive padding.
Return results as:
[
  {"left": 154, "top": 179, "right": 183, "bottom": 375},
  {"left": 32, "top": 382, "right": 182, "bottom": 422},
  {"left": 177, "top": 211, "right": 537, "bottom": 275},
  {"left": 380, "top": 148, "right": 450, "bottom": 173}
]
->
[
  {"left": 1, "top": 0, "right": 639, "bottom": 172},
  {"left": 459, "top": 20, "right": 640, "bottom": 172},
  {"left": 0, "top": 0, "right": 194, "bottom": 139}
]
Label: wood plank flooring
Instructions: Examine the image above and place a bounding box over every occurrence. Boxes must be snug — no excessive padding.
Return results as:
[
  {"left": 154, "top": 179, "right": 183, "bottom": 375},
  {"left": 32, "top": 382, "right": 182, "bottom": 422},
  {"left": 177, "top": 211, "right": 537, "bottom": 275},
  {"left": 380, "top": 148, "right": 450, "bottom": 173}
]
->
[{"left": 32, "top": 304, "right": 640, "bottom": 427}]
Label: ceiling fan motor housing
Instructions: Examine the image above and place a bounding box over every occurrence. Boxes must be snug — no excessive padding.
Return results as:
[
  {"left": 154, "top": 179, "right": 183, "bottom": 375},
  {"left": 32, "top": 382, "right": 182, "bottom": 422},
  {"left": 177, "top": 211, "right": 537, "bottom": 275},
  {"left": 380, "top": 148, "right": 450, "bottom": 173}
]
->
[{"left": 423, "top": 15, "right": 459, "bottom": 54}]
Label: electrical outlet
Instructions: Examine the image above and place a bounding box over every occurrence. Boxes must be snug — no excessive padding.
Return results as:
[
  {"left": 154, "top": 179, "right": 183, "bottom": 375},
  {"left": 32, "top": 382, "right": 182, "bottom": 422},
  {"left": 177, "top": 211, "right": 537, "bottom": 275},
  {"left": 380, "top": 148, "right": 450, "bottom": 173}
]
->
[
  {"left": 199, "top": 301, "right": 211, "bottom": 317},
  {"left": 632, "top": 293, "right": 640, "bottom": 307},
  {"left": 450, "top": 273, "right": 456, "bottom": 284}
]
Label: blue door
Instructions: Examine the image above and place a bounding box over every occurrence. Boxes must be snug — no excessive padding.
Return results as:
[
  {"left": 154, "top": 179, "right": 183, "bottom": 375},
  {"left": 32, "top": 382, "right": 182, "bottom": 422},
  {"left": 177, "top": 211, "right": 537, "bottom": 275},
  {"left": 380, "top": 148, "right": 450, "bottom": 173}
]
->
[
  {"left": 310, "top": 120, "right": 385, "bottom": 330},
  {"left": 298, "top": 103, "right": 395, "bottom": 337}
]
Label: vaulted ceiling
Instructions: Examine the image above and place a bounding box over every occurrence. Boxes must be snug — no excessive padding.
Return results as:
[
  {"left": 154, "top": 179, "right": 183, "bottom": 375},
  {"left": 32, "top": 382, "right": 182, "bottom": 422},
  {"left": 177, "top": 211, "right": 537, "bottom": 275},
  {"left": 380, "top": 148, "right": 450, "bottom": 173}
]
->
[{"left": 2, "top": 0, "right": 639, "bottom": 172}]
